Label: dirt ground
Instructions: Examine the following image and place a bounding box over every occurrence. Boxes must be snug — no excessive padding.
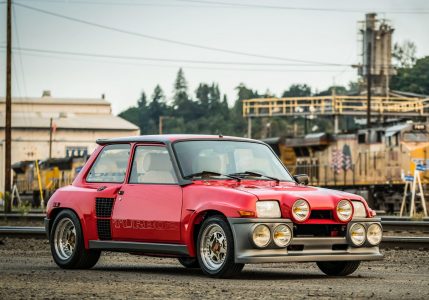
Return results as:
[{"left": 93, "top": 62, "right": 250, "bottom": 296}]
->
[{"left": 0, "top": 238, "right": 428, "bottom": 299}]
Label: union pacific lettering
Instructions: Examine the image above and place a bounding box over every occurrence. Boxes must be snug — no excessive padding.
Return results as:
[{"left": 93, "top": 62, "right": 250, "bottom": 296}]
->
[{"left": 112, "top": 219, "right": 179, "bottom": 231}]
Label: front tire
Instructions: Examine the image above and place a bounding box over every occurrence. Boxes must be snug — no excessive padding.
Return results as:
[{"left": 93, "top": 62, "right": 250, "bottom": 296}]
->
[
  {"left": 50, "top": 209, "right": 100, "bottom": 269},
  {"left": 316, "top": 261, "right": 361, "bottom": 276},
  {"left": 197, "top": 216, "right": 244, "bottom": 278}
]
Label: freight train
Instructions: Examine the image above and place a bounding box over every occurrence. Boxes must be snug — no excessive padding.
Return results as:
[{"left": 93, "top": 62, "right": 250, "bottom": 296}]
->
[
  {"left": 263, "top": 122, "right": 429, "bottom": 213},
  {"left": 12, "top": 157, "right": 86, "bottom": 206}
]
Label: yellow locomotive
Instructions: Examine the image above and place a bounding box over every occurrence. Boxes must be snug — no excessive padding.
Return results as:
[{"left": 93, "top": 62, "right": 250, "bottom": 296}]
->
[
  {"left": 264, "top": 123, "right": 429, "bottom": 213},
  {"left": 12, "top": 157, "right": 86, "bottom": 207}
]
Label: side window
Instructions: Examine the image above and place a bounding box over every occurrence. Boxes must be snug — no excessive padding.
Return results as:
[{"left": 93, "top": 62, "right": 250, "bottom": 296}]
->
[
  {"left": 130, "top": 146, "right": 177, "bottom": 184},
  {"left": 86, "top": 144, "right": 130, "bottom": 183}
]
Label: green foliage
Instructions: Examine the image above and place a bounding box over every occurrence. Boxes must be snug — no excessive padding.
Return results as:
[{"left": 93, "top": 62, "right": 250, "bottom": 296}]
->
[
  {"left": 282, "top": 84, "right": 311, "bottom": 97},
  {"left": 391, "top": 56, "right": 429, "bottom": 95},
  {"left": 393, "top": 40, "right": 417, "bottom": 68}
]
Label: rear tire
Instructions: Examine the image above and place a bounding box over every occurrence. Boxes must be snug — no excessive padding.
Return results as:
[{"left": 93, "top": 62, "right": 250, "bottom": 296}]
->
[
  {"left": 178, "top": 257, "right": 200, "bottom": 269},
  {"left": 197, "top": 216, "right": 244, "bottom": 278},
  {"left": 50, "top": 209, "right": 100, "bottom": 269},
  {"left": 316, "top": 261, "right": 361, "bottom": 276}
]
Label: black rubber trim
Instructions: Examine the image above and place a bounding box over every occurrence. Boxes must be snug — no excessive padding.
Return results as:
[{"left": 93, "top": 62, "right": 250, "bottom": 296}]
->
[{"left": 88, "top": 240, "right": 189, "bottom": 256}]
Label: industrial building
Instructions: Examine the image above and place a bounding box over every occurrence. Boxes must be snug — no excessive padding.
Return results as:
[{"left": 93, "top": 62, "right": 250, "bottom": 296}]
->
[{"left": 0, "top": 91, "right": 140, "bottom": 192}]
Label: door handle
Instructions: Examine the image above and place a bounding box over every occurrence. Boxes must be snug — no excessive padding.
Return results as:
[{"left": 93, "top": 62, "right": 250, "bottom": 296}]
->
[{"left": 118, "top": 190, "right": 125, "bottom": 195}]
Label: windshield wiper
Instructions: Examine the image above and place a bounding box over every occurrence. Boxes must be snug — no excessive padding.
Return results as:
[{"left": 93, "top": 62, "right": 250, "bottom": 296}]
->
[
  {"left": 228, "top": 171, "right": 280, "bottom": 184},
  {"left": 184, "top": 171, "right": 241, "bottom": 181}
]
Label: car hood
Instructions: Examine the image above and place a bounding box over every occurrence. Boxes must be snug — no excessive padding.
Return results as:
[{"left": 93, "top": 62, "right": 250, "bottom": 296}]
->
[{"left": 234, "top": 182, "right": 365, "bottom": 211}]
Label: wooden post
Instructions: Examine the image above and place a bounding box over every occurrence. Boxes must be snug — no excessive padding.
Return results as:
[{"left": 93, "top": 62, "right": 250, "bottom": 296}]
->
[{"left": 4, "top": 0, "right": 12, "bottom": 212}]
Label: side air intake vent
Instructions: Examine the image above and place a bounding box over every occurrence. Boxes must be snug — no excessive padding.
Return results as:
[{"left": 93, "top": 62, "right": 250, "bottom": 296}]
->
[
  {"left": 96, "top": 198, "right": 114, "bottom": 217},
  {"left": 97, "top": 219, "right": 112, "bottom": 240}
]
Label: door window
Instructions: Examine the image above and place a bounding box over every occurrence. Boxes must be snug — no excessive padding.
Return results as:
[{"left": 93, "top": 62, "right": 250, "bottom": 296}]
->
[
  {"left": 130, "top": 146, "right": 177, "bottom": 184},
  {"left": 86, "top": 144, "right": 130, "bottom": 183}
]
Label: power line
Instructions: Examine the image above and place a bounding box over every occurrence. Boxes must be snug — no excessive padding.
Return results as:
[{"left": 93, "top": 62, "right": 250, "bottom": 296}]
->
[
  {"left": 176, "top": 0, "right": 429, "bottom": 14},
  {"left": 5, "top": 46, "right": 351, "bottom": 67},
  {"left": 13, "top": 2, "right": 347, "bottom": 66},
  {"left": 14, "top": 0, "right": 222, "bottom": 8},
  {"left": 1, "top": 49, "right": 355, "bottom": 73},
  {"left": 13, "top": 0, "right": 429, "bottom": 14}
]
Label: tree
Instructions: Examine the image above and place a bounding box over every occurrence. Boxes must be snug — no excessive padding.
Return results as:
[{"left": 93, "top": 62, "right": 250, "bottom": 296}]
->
[
  {"left": 393, "top": 40, "right": 417, "bottom": 68},
  {"left": 316, "top": 85, "right": 348, "bottom": 96},
  {"left": 172, "top": 68, "right": 196, "bottom": 120},
  {"left": 148, "top": 85, "right": 168, "bottom": 129},
  {"left": 391, "top": 56, "right": 429, "bottom": 95},
  {"left": 282, "top": 84, "right": 312, "bottom": 97}
]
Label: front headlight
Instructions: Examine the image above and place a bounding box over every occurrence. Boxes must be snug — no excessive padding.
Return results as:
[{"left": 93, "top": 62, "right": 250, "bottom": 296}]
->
[
  {"left": 256, "top": 201, "right": 281, "bottom": 218},
  {"left": 291, "top": 199, "right": 310, "bottom": 222},
  {"left": 367, "top": 223, "right": 382, "bottom": 246},
  {"left": 252, "top": 224, "right": 271, "bottom": 248},
  {"left": 349, "top": 223, "right": 366, "bottom": 246},
  {"left": 336, "top": 200, "right": 353, "bottom": 222},
  {"left": 352, "top": 201, "right": 367, "bottom": 218},
  {"left": 273, "top": 224, "right": 292, "bottom": 247}
]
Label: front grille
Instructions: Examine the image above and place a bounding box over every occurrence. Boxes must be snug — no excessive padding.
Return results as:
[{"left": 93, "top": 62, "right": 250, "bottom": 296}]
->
[
  {"left": 294, "top": 224, "right": 347, "bottom": 237},
  {"left": 310, "top": 210, "right": 333, "bottom": 220},
  {"left": 95, "top": 198, "right": 115, "bottom": 217},
  {"left": 97, "top": 219, "right": 112, "bottom": 240}
]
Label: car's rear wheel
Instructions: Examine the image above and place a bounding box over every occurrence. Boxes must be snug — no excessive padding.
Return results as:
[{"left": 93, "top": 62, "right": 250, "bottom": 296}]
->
[
  {"left": 178, "top": 257, "right": 200, "bottom": 268},
  {"left": 197, "top": 216, "right": 244, "bottom": 278},
  {"left": 50, "top": 209, "right": 100, "bottom": 269},
  {"left": 316, "top": 261, "right": 361, "bottom": 276}
]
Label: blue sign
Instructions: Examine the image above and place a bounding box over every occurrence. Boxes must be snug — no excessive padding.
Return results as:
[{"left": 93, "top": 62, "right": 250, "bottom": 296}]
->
[
  {"left": 404, "top": 175, "right": 414, "bottom": 182},
  {"left": 416, "top": 164, "right": 427, "bottom": 171}
]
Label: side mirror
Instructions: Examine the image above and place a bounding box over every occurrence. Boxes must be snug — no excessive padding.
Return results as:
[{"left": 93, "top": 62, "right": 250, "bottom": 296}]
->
[{"left": 294, "top": 174, "right": 309, "bottom": 185}]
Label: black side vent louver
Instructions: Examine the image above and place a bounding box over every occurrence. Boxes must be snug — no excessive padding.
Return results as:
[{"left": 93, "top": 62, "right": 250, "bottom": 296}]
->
[
  {"left": 95, "top": 197, "right": 115, "bottom": 240},
  {"left": 96, "top": 198, "right": 115, "bottom": 217},
  {"left": 97, "top": 219, "right": 112, "bottom": 240}
]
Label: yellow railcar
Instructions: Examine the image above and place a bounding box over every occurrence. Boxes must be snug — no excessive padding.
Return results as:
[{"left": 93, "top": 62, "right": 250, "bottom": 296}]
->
[{"left": 263, "top": 123, "right": 429, "bottom": 213}]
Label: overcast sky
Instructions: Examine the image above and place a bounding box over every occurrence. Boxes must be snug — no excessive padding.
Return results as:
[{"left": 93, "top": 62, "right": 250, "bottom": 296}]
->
[{"left": 0, "top": 0, "right": 428, "bottom": 114}]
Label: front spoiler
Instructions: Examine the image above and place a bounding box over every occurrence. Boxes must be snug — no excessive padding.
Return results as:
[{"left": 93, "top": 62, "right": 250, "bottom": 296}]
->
[{"left": 228, "top": 218, "right": 383, "bottom": 264}]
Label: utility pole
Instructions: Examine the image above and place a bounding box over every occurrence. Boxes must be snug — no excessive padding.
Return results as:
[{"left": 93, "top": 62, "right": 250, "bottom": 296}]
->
[
  {"left": 49, "top": 117, "right": 53, "bottom": 159},
  {"left": 4, "top": 0, "right": 12, "bottom": 212},
  {"left": 366, "top": 42, "right": 372, "bottom": 129}
]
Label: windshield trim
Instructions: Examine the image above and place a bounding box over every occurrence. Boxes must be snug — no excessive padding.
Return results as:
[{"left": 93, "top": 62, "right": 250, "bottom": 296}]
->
[{"left": 171, "top": 138, "right": 295, "bottom": 182}]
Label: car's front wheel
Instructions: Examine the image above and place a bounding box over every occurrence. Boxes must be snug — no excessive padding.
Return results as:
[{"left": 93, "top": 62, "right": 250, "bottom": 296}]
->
[
  {"left": 50, "top": 209, "right": 100, "bottom": 269},
  {"left": 316, "top": 261, "right": 361, "bottom": 276},
  {"left": 197, "top": 216, "right": 244, "bottom": 278}
]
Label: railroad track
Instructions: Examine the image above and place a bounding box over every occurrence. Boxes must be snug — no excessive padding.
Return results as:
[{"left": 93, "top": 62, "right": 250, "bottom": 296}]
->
[{"left": 1, "top": 226, "right": 428, "bottom": 249}]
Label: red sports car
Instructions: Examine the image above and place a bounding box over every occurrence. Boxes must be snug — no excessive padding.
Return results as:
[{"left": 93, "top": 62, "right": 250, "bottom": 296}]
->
[{"left": 45, "top": 135, "right": 383, "bottom": 278}]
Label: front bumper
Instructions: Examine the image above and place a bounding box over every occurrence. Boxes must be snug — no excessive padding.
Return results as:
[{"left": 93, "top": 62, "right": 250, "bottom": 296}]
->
[{"left": 228, "top": 218, "right": 383, "bottom": 264}]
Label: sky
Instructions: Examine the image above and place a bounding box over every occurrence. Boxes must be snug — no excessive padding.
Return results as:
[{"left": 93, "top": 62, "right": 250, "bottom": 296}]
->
[{"left": 0, "top": 0, "right": 428, "bottom": 114}]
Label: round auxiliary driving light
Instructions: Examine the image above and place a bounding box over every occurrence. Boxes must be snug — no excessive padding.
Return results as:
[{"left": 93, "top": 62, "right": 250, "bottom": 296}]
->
[
  {"left": 291, "top": 199, "right": 310, "bottom": 222},
  {"left": 336, "top": 200, "right": 353, "bottom": 222},
  {"left": 367, "top": 223, "right": 382, "bottom": 246},
  {"left": 273, "top": 224, "right": 292, "bottom": 247},
  {"left": 252, "top": 224, "right": 271, "bottom": 248},
  {"left": 349, "top": 223, "right": 366, "bottom": 246}
]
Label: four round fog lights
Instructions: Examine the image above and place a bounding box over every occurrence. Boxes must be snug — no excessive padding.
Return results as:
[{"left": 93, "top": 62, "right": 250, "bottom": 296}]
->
[
  {"left": 349, "top": 223, "right": 366, "bottom": 246},
  {"left": 367, "top": 223, "right": 382, "bottom": 246}
]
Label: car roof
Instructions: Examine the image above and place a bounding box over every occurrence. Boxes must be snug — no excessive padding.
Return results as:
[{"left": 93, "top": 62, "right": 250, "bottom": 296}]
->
[{"left": 96, "top": 134, "right": 259, "bottom": 145}]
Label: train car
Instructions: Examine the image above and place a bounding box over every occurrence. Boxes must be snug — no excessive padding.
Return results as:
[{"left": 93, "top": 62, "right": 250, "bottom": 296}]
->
[
  {"left": 12, "top": 157, "right": 87, "bottom": 207},
  {"left": 263, "top": 123, "right": 429, "bottom": 213}
]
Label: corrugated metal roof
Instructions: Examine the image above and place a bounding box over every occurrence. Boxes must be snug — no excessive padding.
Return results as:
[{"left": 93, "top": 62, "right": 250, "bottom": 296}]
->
[
  {"left": 0, "top": 96, "right": 110, "bottom": 105},
  {"left": 385, "top": 123, "right": 410, "bottom": 137},
  {"left": 0, "top": 112, "right": 139, "bottom": 131}
]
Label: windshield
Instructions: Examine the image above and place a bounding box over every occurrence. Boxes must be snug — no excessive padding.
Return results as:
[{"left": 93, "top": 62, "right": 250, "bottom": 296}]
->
[{"left": 173, "top": 140, "right": 294, "bottom": 181}]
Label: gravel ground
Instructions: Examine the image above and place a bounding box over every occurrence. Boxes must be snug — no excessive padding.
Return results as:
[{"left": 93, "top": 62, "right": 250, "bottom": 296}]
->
[{"left": 0, "top": 238, "right": 428, "bottom": 299}]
